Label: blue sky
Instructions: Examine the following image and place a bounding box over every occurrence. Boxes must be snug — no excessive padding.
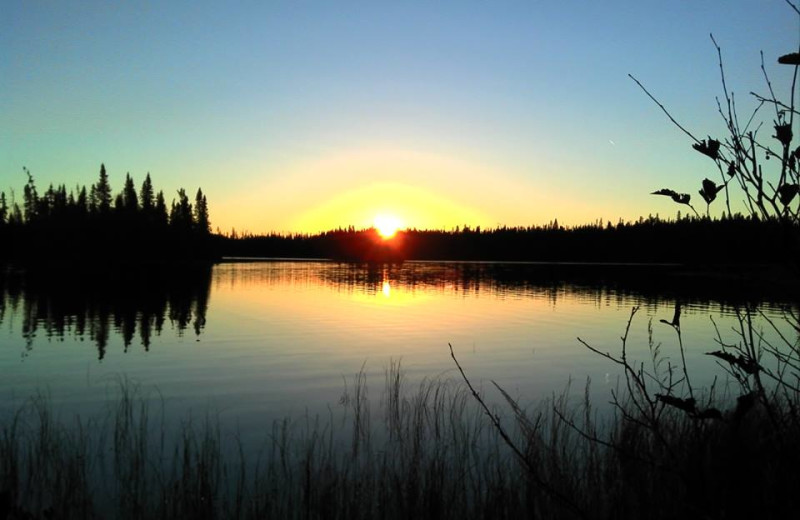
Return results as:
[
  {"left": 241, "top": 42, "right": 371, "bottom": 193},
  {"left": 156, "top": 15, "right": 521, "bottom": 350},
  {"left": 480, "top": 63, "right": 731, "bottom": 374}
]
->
[{"left": 2, "top": 1, "right": 797, "bottom": 232}]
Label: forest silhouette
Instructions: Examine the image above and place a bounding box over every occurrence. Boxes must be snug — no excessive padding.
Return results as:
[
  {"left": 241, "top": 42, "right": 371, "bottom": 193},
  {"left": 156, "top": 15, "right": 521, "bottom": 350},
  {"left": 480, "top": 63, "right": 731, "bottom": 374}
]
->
[
  {"left": 2, "top": 165, "right": 798, "bottom": 274},
  {"left": 221, "top": 215, "right": 798, "bottom": 269},
  {"left": 0, "top": 164, "right": 216, "bottom": 266}
]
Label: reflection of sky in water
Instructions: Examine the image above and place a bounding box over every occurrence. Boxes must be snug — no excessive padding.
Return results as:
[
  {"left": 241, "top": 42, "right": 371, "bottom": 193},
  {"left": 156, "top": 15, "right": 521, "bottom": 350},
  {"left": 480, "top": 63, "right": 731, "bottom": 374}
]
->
[{"left": 0, "top": 262, "right": 796, "bottom": 448}]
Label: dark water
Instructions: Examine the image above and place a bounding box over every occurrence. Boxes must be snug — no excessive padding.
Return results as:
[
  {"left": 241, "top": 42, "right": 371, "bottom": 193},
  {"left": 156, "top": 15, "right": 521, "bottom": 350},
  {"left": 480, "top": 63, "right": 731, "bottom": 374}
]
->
[{"left": 0, "top": 261, "right": 796, "bottom": 443}]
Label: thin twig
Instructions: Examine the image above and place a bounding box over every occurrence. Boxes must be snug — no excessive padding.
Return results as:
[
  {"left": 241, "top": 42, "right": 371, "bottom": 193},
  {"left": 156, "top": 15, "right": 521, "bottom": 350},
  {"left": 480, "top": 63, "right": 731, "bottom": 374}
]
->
[
  {"left": 628, "top": 74, "right": 700, "bottom": 144},
  {"left": 448, "top": 343, "right": 588, "bottom": 519}
]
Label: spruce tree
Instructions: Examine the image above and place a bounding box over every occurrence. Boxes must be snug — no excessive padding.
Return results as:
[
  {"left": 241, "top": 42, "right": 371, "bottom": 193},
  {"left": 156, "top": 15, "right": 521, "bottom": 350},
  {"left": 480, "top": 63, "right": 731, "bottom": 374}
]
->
[
  {"left": 169, "top": 189, "right": 193, "bottom": 230},
  {"left": 77, "top": 187, "right": 88, "bottom": 216},
  {"left": 155, "top": 191, "right": 168, "bottom": 226},
  {"left": 0, "top": 192, "right": 7, "bottom": 225},
  {"left": 89, "top": 184, "right": 99, "bottom": 214},
  {"left": 194, "top": 188, "right": 210, "bottom": 234},
  {"left": 114, "top": 193, "right": 125, "bottom": 214},
  {"left": 22, "top": 167, "right": 39, "bottom": 222},
  {"left": 140, "top": 173, "right": 154, "bottom": 213},
  {"left": 122, "top": 173, "right": 139, "bottom": 212},
  {"left": 95, "top": 163, "right": 112, "bottom": 213}
]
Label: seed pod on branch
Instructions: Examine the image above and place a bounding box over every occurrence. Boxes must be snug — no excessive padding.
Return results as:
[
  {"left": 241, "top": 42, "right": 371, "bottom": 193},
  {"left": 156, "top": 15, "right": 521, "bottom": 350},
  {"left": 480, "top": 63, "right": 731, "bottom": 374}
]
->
[{"left": 774, "top": 122, "right": 793, "bottom": 146}]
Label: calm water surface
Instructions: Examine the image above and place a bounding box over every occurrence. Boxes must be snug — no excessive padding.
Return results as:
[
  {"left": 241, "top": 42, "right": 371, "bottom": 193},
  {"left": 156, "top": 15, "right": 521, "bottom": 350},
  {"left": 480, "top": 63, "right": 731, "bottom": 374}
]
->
[{"left": 1, "top": 261, "right": 795, "bottom": 442}]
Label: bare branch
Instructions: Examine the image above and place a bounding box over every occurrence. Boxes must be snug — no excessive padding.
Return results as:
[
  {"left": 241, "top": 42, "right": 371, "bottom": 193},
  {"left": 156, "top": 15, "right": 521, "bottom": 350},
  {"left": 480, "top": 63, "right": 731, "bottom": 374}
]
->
[
  {"left": 448, "top": 343, "right": 588, "bottom": 519},
  {"left": 628, "top": 74, "right": 700, "bottom": 144}
]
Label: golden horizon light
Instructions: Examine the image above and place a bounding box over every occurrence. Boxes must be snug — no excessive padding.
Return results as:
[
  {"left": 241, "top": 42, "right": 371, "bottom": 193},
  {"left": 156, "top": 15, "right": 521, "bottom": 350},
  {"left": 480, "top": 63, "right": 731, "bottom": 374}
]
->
[{"left": 374, "top": 214, "right": 403, "bottom": 239}]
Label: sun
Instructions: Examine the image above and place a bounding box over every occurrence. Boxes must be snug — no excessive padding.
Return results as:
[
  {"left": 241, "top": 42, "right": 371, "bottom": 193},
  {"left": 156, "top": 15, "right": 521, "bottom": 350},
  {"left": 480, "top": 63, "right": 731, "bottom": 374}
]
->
[{"left": 374, "top": 214, "right": 403, "bottom": 239}]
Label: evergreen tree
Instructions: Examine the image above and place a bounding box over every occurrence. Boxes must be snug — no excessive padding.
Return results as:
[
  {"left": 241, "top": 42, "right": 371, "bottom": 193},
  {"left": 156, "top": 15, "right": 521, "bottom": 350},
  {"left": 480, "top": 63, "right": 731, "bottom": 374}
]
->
[
  {"left": 89, "top": 185, "right": 97, "bottom": 213},
  {"left": 154, "top": 191, "right": 168, "bottom": 226},
  {"left": 9, "top": 202, "right": 22, "bottom": 225},
  {"left": 169, "top": 189, "right": 194, "bottom": 230},
  {"left": 194, "top": 188, "right": 210, "bottom": 234},
  {"left": 0, "top": 191, "right": 7, "bottom": 225},
  {"left": 140, "top": 173, "right": 154, "bottom": 213},
  {"left": 122, "top": 173, "right": 138, "bottom": 212},
  {"left": 114, "top": 193, "right": 125, "bottom": 214},
  {"left": 22, "top": 167, "right": 39, "bottom": 222},
  {"left": 41, "top": 184, "right": 55, "bottom": 218},
  {"left": 77, "top": 186, "right": 88, "bottom": 216},
  {"left": 95, "top": 163, "right": 112, "bottom": 213},
  {"left": 56, "top": 185, "right": 68, "bottom": 214}
]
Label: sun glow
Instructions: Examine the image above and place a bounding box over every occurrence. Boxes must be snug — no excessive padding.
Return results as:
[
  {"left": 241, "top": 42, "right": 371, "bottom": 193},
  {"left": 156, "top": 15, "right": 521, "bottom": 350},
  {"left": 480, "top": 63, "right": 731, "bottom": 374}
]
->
[{"left": 374, "top": 214, "right": 403, "bottom": 239}]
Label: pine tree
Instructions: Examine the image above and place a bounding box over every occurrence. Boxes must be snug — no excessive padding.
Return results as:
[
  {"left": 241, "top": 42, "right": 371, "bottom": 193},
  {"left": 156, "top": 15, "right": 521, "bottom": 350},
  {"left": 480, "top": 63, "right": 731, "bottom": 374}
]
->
[
  {"left": 154, "top": 191, "right": 168, "bottom": 226},
  {"left": 114, "top": 193, "right": 124, "bottom": 214},
  {"left": 22, "top": 167, "right": 39, "bottom": 222},
  {"left": 0, "top": 191, "right": 7, "bottom": 225},
  {"left": 95, "top": 163, "right": 112, "bottom": 213},
  {"left": 122, "top": 173, "right": 138, "bottom": 212},
  {"left": 194, "top": 188, "right": 210, "bottom": 234},
  {"left": 89, "top": 184, "right": 99, "bottom": 214},
  {"left": 77, "top": 186, "right": 88, "bottom": 216},
  {"left": 140, "top": 173, "right": 154, "bottom": 213},
  {"left": 9, "top": 201, "right": 23, "bottom": 225},
  {"left": 169, "top": 189, "right": 193, "bottom": 230}
]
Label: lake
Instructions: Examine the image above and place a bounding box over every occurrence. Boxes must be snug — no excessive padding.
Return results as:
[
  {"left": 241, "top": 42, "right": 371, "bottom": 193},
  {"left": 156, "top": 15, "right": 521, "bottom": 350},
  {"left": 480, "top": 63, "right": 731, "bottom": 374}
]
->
[{"left": 0, "top": 260, "right": 795, "bottom": 447}]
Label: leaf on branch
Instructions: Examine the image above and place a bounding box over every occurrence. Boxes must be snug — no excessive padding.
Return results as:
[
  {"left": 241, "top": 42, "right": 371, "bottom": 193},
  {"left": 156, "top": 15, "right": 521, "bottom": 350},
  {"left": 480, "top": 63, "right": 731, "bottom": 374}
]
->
[
  {"left": 655, "top": 394, "right": 697, "bottom": 414},
  {"left": 652, "top": 188, "right": 692, "bottom": 205},
  {"left": 778, "top": 52, "right": 800, "bottom": 65},
  {"left": 774, "top": 122, "right": 793, "bottom": 147},
  {"left": 692, "top": 138, "right": 721, "bottom": 161},
  {"left": 706, "top": 350, "right": 738, "bottom": 365},
  {"left": 778, "top": 183, "right": 799, "bottom": 205},
  {"left": 699, "top": 178, "right": 724, "bottom": 205},
  {"left": 706, "top": 350, "right": 761, "bottom": 374}
]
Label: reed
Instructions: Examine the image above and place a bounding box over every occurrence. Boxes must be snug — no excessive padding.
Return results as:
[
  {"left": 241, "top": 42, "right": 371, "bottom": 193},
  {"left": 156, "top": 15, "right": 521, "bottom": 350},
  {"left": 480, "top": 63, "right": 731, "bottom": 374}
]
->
[{"left": 2, "top": 328, "right": 799, "bottom": 520}]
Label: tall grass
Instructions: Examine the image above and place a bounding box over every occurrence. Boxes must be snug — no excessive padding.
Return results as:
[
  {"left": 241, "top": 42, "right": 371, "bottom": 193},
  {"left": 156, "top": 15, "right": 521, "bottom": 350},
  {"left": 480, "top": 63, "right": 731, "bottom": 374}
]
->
[{"left": 2, "top": 341, "right": 800, "bottom": 519}]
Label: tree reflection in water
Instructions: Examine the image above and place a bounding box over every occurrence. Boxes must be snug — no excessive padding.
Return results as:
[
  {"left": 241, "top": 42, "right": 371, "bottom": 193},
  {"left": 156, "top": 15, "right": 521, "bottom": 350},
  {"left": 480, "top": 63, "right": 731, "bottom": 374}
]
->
[{"left": 0, "top": 266, "right": 211, "bottom": 360}]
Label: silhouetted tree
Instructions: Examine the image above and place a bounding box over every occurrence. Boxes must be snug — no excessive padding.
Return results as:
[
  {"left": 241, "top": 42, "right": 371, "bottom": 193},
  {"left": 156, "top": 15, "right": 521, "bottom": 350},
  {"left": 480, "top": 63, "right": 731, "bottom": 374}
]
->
[
  {"left": 0, "top": 191, "right": 7, "bottom": 226},
  {"left": 22, "top": 167, "right": 39, "bottom": 223},
  {"left": 88, "top": 185, "right": 98, "bottom": 213},
  {"left": 113, "top": 193, "right": 125, "bottom": 214},
  {"left": 93, "top": 163, "right": 112, "bottom": 214},
  {"left": 9, "top": 199, "right": 22, "bottom": 226},
  {"left": 169, "top": 189, "right": 194, "bottom": 230},
  {"left": 140, "top": 173, "right": 154, "bottom": 214},
  {"left": 122, "top": 173, "right": 138, "bottom": 212},
  {"left": 154, "top": 190, "right": 168, "bottom": 226},
  {"left": 76, "top": 186, "right": 88, "bottom": 216},
  {"left": 194, "top": 188, "right": 210, "bottom": 234}
]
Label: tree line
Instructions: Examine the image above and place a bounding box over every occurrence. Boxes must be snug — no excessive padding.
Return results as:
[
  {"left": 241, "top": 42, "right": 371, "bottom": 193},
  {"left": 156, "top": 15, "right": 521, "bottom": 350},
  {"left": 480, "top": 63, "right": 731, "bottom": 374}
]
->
[
  {"left": 0, "top": 164, "right": 218, "bottom": 266},
  {"left": 0, "top": 164, "right": 209, "bottom": 232},
  {"left": 221, "top": 213, "right": 799, "bottom": 265}
]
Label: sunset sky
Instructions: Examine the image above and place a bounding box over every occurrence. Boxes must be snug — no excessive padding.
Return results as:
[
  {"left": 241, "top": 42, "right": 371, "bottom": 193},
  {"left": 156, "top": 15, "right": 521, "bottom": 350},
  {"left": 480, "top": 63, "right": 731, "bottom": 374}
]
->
[{"left": 2, "top": 1, "right": 797, "bottom": 234}]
